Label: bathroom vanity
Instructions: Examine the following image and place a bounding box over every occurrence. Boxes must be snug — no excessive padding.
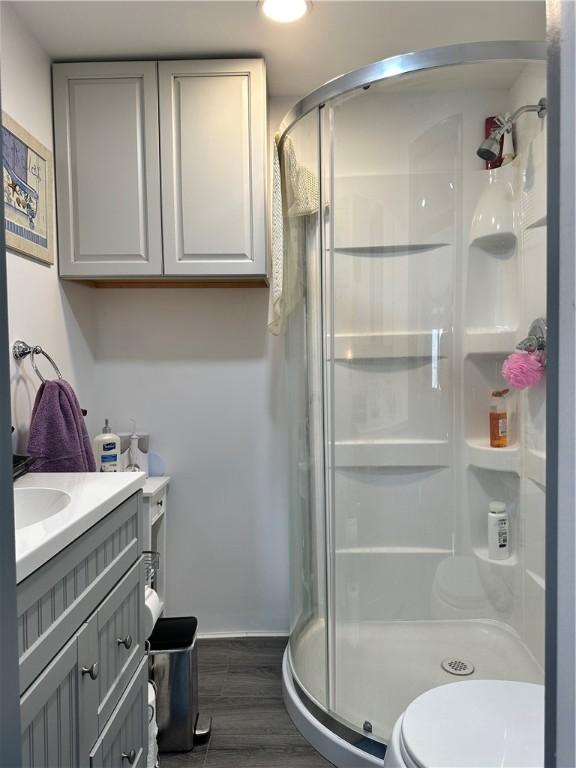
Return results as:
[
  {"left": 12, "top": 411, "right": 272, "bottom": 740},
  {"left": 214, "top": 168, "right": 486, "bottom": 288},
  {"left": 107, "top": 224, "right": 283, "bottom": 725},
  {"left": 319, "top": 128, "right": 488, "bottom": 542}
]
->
[{"left": 14, "top": 473, "right": 147, "bottom": 767}]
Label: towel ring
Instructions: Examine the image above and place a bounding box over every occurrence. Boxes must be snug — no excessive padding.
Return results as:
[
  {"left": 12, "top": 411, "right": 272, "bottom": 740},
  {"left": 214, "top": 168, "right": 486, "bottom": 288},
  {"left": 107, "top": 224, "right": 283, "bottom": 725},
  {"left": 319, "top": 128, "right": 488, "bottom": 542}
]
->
[{"left": 13, "top": 340, "right": 63, "bottom": 383}]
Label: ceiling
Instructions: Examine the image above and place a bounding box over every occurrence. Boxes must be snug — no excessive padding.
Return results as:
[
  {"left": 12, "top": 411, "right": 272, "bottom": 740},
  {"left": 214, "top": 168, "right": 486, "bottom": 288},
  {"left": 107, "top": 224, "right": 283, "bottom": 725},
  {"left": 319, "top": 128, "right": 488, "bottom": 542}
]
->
[{"left": 11, "top": 1, "right": 545, "bottom": 98}]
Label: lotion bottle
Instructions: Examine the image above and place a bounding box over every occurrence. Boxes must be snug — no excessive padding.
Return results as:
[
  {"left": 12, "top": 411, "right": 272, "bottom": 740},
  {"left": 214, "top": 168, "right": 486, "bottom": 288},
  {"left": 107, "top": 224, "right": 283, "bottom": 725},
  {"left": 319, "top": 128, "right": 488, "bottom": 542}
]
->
[
  {"left": 488, "top": 501, "right": 510, "bottom": 560},
  {"left": 489, "top": 389, "right": 509, "bottom": 448},
  {"left": 93, "top": 419, "right": 121, "bottom": 472}
]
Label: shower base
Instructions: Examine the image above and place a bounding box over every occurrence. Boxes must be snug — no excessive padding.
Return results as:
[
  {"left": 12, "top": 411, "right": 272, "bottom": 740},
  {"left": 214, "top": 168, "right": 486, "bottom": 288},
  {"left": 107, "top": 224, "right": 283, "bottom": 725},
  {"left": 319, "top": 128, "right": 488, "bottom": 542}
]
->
[{"left": 283, "top": 618, "right": 543, "bottom": 767}]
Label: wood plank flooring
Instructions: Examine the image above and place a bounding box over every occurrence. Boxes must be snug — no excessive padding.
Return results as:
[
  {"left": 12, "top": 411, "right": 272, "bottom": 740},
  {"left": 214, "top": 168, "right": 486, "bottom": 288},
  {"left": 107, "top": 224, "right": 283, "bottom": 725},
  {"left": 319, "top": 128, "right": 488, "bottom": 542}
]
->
[{"left": 160, "top": 637, "right": 334, "bottom": 768}]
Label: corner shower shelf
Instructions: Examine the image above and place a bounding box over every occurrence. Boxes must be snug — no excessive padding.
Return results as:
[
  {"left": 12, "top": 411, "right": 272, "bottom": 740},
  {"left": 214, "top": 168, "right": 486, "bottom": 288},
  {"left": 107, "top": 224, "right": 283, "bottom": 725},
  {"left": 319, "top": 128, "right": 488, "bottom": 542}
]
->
[
  {"left": 464, "top": 328, "right": 517, "bottom": 356},
  {"left": 336, "top": 546, "right": 452, "bottom": 556},
  {"left": 525, "top": 448, "right": 546, "bottom": 486},
  {"left": 333, "top": 243, "right": 449, "bottom": 257},
  {"left": 333, "top": 331, "right": 449, "bottom": 360},
  {"left": 465, "top": 439, "right": 521, "bottom": 474},
  {"left": 335, "top": 439, "right": 450, "bottom": 468},
  {"left": 473, "top": 546, "right": 519, "bottom": 568}
]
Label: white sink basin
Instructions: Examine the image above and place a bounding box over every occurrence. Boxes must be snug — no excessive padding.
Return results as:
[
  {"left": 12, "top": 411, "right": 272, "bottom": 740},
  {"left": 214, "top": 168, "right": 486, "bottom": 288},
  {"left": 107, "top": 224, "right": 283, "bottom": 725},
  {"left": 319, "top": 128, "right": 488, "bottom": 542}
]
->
[{"left": 14, "top": 488, "right": 72, "bottom": 530}]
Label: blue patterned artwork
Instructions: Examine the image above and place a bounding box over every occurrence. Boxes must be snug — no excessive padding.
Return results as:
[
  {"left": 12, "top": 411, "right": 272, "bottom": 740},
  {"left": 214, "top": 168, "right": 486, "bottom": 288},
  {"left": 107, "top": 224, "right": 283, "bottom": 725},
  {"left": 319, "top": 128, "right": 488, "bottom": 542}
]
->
[{"left": 2, "top": 112, "right": 53, "bottom": 264}]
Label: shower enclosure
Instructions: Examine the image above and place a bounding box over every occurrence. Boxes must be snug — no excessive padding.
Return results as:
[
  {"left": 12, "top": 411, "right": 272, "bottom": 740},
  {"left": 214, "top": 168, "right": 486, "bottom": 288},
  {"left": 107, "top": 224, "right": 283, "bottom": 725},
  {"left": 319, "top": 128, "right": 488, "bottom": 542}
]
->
[{"left": 280, "top": 42, "right": 547, "bottom": 766}]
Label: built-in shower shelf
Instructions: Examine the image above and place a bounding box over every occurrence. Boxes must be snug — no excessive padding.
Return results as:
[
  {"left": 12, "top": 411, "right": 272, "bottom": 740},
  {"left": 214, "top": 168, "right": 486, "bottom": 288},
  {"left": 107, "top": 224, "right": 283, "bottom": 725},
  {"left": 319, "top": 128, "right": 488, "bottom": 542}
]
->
[
  {"left": 473, "top": 546, "right": 519, "bottom": 568},
  {"left": 526, "top": 448, "right": 546, "bottom": 486},
  {"left": 335, "top": 439, "right": 450, "bottom": 468},
  {"left": 465, "top": 439, "right": 521, "bottom": 474},
  {"left": 333, "top": 243, "right": 449, "bottom": 257},
  {"left": 333, "top": 331, "right": 449, "bottom": 360},
  {"left": 464, "top": 328, "right": 517, "bottom": 355},
  {"left": 526, "top": 215, "right": 547, "bottom": 231},
  {"left": 336, "top": 546, "right": 451, "bottom": 556}
]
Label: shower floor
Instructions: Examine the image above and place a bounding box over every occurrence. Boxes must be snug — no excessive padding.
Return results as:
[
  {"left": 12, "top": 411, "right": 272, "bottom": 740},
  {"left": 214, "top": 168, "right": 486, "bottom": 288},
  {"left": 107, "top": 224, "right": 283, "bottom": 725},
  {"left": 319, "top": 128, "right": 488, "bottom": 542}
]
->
[{"left": 291, "top": 618, "right": 544, "bottom": 742}]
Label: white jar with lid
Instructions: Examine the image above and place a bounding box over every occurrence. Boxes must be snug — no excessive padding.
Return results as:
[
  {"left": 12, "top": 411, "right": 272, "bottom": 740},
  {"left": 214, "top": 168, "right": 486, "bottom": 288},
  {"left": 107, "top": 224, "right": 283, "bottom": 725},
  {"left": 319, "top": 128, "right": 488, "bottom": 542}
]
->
[{"left": 488, "top": 501, "right": 510, "bottom": 560}]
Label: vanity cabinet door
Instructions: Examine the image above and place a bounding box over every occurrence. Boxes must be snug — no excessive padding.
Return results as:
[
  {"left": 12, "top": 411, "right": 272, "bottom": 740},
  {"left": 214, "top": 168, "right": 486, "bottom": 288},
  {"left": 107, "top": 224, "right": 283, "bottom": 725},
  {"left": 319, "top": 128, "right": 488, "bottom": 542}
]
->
[
  {"left": 53, "top": 62, "right": 162, "bottom": 277},
  {"left": 96, "top": 558, "right": 145, "bottom": 731},
  {"left": 158, "top": 59, "right": 267, "bottom": 277},
  {"left": 90, "top": 658, "right": 148, "bottom": 768},
  {"left": 20, "top": 619, "right": 98, "bottom": 768}
]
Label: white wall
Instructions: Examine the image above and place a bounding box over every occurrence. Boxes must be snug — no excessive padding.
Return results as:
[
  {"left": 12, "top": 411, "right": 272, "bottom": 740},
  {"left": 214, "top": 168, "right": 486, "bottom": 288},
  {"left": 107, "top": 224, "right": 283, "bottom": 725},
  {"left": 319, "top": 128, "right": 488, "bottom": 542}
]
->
[
  {"left": 3, "top": 4, "right": 97, "bottom": 452},
  {"left": 91, "top": 287, "right": 289, "bottom": 633}
]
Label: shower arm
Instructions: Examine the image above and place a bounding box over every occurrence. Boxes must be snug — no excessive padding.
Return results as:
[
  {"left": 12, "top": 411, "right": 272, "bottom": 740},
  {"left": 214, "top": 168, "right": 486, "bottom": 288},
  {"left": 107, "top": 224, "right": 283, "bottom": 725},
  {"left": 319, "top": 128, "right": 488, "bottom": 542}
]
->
[{"left": 491, "top": 97, "right": 548, "bottom": 139}]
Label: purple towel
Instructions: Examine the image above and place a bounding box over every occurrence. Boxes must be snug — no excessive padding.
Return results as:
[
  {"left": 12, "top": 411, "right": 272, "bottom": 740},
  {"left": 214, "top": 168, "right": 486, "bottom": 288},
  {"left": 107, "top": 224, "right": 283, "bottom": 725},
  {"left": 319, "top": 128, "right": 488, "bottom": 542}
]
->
[{"left": 27, "top": 380, "right": 96, "bottom": 472}]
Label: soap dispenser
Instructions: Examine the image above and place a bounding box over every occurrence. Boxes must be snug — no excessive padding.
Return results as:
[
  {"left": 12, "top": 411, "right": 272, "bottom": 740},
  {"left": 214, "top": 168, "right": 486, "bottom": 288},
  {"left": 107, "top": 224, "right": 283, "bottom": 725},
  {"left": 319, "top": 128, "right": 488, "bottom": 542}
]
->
[
  {"left": 93, "top": 419, "right": 121, "bottom": 472},
  {"left": 126, "top": 419, "right": 141, "bottom": 473}
]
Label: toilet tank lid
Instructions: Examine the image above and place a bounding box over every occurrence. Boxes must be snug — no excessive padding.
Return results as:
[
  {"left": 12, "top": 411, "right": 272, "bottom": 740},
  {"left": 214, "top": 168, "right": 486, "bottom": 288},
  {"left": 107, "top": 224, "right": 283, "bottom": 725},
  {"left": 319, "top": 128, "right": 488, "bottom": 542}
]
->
[{"left": 400, "top": 680, "right": 544, "bottom": 768}]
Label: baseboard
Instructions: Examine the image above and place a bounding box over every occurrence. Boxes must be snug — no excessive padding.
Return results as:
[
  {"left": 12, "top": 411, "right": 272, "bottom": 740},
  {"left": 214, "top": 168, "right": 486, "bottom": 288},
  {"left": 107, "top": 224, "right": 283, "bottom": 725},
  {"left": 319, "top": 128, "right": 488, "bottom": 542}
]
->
[{"left": 197, "top": 630, "right": 289, "bottom": 640}]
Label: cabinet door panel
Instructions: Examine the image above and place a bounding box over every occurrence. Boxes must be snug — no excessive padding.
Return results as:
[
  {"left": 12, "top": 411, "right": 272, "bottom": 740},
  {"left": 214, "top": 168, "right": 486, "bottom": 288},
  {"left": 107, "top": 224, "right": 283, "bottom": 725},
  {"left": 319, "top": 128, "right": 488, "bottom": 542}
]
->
[
  {"left": 96, "top": 559, "right": 145, "bottom": 731},
  {"left": 90, "top": 659, "right": 148, "bottom": 768},
  {"left": 53, "top": 62, "right": 162, "bottom": 276},
  {"left": 20, "top": 619, "right": 99, "bottom": 768},
  {"left": 159, "top": 59, "right": 266, "bottom": 276}
]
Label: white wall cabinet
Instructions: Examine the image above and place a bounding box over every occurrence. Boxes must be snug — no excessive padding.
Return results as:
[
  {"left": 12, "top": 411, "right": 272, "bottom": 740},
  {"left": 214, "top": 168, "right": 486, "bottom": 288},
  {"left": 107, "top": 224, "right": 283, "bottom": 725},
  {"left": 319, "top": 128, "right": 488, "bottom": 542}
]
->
[
  {"left": 158, "top": 60, "right": 267, "bottom": 276},
  {"left": 53, "top": 59, "right": 267, "bottom": 280},
  {"left": 53, "top": 62, "right": 163, "bottom": 277}
]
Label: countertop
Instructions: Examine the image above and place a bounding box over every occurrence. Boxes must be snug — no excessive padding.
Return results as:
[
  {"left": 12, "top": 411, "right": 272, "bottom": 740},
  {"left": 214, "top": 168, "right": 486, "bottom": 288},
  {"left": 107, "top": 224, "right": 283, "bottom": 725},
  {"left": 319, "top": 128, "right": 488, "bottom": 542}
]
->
[
  {"left": 14, "top": 472, "right": 146, "bottom": 583},
  {"left": 143, "top": 476, "right": 170, "bottom": 497}
]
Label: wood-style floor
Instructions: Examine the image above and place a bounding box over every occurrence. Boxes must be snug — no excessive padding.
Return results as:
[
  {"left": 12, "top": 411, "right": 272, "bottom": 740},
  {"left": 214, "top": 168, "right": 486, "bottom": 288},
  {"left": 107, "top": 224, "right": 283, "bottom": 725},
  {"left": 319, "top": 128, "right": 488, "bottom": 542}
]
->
[{"left": 160, "top": 637, "right": 334, "bottom": 768}]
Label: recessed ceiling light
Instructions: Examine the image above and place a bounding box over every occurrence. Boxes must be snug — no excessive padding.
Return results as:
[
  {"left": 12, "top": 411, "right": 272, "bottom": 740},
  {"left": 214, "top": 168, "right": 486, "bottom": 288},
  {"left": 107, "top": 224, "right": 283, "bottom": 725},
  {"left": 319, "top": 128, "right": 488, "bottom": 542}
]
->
[{"left": 261, "top": 0, "right": 309, "bottom": 23}]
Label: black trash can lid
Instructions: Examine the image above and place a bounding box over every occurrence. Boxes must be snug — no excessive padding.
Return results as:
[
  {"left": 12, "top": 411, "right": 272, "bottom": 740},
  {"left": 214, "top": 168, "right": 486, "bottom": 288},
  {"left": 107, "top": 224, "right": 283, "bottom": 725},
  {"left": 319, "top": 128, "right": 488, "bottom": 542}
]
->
[{"left": 149, "top": 616, "right": 198, "bottom": 651}]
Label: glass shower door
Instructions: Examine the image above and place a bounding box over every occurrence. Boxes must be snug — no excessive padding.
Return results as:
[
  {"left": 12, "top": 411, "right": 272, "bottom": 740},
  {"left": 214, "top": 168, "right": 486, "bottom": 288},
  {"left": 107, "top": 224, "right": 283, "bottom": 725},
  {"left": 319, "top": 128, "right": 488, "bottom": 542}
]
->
[{"left": 324, "top": 60, "right": 546, "bottom": 743}]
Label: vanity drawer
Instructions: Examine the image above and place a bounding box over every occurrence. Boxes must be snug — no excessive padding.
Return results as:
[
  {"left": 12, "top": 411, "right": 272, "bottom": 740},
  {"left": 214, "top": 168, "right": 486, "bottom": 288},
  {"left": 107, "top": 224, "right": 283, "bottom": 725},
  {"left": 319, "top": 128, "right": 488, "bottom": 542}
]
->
[
  {"left": 96, "top": 557, "right": 145, "bottom": 731},
  {"left": 18, "top": 491, "right": 143, "bottom": 694},
  {"left": 90, "top": 657, "right": 148, "bottom": 768}
]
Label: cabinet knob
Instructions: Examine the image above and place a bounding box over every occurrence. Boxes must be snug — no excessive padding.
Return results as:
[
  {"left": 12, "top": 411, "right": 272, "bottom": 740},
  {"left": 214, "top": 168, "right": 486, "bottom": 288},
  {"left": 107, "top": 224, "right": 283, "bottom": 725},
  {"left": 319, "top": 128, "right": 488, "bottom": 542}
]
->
[
  {"left": 117, "top": 634, "right": 133, "bottom": 650},
  {"left": 81, "top": 662, "right": 99, "bottom": 680},
  {"left": 156, "top": 499, "right": 163, "bottom": 507},
  {"left": 122, "top": 750, "right": 137, "bottom": 764}
]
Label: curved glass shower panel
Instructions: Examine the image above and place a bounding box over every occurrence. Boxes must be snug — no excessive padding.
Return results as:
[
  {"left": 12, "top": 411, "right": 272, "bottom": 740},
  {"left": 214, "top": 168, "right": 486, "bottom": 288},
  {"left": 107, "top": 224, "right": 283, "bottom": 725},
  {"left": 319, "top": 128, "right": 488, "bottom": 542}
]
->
[
  {"left": 324, "top": 60, "right": 547, "bottom": 742},
  {"left": 283, "top": 48, "right": 547, "bottom": 758},
  {"left": 282, "top": 110, "right": 328, "bottom": 709}
]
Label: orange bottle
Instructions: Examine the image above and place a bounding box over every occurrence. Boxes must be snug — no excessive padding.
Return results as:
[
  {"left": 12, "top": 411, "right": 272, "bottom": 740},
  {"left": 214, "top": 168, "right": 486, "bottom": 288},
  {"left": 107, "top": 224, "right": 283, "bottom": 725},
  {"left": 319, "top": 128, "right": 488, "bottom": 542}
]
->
[{"left": 489, "top": 389, "right": 510, "bottom": 448}]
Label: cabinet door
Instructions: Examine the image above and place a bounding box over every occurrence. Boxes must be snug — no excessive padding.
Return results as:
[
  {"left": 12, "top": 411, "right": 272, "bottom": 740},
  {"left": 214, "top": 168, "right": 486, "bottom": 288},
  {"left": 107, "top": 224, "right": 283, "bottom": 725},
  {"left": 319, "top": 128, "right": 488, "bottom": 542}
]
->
[
  {"left": 96, "top": 559, "right": 145, "bottom": 730},
  {"left": 20, "top": 620, "right": 98, "bottom": 768},
  {"left": 53, "top": 62, "right": 162, "bottom": 277},
  {"left": 90, "top": 659, "right": 148, "bottom": 768},
  {"left": 159, "top": 59, "right": 267, "bottom": 276}
]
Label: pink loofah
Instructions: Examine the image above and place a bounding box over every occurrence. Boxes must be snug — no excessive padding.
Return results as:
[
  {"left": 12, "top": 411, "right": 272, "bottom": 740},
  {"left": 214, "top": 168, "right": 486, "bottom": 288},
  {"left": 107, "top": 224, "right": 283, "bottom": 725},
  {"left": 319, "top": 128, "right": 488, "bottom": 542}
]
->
[{"left": 502, "top": 351, "right": 545, "bottom": 390}]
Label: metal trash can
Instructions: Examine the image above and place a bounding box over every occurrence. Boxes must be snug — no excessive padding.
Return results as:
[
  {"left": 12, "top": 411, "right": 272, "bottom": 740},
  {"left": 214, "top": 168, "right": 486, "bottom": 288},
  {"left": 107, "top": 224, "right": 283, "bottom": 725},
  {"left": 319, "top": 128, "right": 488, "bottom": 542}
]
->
[{"left": 149, "top": 617, "right": 211, "bottom": 752}]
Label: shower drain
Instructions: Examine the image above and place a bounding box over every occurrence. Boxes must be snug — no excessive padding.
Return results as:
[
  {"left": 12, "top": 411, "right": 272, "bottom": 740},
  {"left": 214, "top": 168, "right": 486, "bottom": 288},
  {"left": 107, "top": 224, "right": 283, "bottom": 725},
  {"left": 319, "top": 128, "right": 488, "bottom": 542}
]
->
[{"left": 441, "top": 657, "right": 475, "bottom": 676}]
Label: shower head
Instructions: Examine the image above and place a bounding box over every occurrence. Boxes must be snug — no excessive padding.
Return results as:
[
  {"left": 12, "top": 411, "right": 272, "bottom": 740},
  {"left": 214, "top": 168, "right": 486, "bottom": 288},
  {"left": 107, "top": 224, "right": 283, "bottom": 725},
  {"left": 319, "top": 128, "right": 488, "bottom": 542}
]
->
[
  {"left": 477, "top": 134, "right": 505, "bottom": 163},
  {"left": 476, "top": 97, "right": 547, "bottom": 162}
]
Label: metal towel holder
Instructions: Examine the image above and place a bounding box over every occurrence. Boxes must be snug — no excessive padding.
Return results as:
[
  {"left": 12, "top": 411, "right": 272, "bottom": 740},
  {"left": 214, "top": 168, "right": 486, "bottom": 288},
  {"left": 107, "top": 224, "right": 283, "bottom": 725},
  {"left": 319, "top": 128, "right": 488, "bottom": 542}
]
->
[{"left": 13, "top": 340, "right": 63, "bottom": 383}]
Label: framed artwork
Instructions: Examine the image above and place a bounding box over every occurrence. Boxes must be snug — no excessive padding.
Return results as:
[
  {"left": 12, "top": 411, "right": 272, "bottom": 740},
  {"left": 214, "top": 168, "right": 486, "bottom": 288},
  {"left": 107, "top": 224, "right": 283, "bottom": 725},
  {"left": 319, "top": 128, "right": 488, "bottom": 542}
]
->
[{"left": 2, "top": 112, "right": 53, "bottom": 265}]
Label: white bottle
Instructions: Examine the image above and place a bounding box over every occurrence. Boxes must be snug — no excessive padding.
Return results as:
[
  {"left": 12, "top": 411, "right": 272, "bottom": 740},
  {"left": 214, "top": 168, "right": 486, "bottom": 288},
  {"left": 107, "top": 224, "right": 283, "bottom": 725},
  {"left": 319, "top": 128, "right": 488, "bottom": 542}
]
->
[
  {"left": 488, "top": 501, "right": 510, "bottom": 560},
  {"left": 93, "top": 419, "right": 121, "bottom": 472}
]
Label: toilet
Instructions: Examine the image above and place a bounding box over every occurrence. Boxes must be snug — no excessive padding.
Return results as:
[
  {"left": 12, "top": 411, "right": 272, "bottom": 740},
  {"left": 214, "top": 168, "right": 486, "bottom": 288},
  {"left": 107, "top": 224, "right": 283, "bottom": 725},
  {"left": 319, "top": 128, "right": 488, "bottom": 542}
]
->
[{"left": 383, "top": 680, "right": 544, "bottom": 768}]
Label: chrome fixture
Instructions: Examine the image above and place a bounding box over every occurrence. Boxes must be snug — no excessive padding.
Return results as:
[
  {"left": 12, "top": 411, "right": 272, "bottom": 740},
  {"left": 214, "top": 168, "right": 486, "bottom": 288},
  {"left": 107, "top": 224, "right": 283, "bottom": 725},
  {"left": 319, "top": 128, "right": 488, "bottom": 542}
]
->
[
  {"left": 516, "top": 317, "right": 547, "bottom": 353},
  {"left": 476, "top": 97, "right": 547, "bottom": 162},
  {"left": 12, "top": 340, "right": 63, "bottom": 382}
]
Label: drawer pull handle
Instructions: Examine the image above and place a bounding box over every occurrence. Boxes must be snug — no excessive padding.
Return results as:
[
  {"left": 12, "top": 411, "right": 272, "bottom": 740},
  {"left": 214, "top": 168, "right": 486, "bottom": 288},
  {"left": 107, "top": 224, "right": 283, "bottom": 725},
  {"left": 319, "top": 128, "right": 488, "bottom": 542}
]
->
[
  {"left": 122, "top": 750, "right": 136, "bottom": 764},
  {"left": 156, "top": 499, "right": 163, "bottom": 507},
  {"left": 117, "top": 634, "right": 133, "bottom": 650},
  {"left": 81, "top": 662, "right": 99, "bottom": 680}
]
